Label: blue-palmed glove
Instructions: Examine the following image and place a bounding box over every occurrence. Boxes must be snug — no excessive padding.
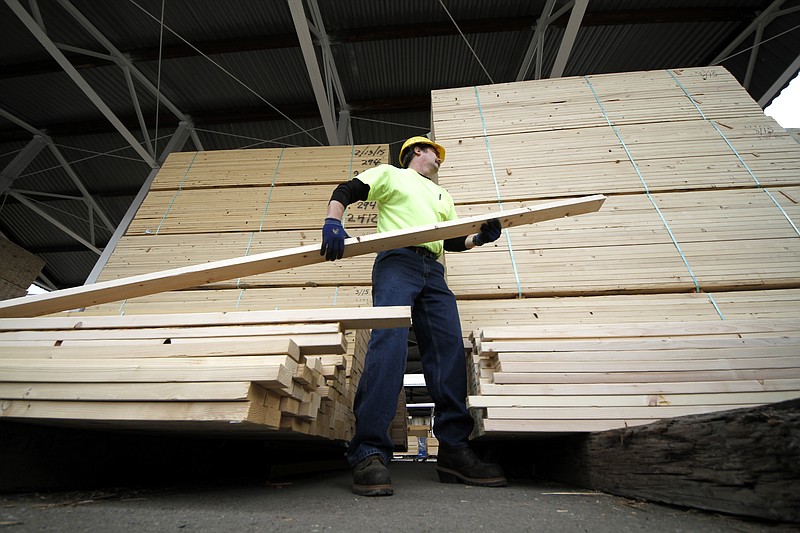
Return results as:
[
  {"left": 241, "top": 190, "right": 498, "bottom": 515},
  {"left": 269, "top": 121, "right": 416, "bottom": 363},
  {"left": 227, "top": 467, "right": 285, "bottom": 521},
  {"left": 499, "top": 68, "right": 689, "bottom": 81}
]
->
[
  {"left": 473, "top": 218, "right": 502, "bottom": 246},
  {"left": 320, "top": 217, "right": 350, "bottom": 261}
]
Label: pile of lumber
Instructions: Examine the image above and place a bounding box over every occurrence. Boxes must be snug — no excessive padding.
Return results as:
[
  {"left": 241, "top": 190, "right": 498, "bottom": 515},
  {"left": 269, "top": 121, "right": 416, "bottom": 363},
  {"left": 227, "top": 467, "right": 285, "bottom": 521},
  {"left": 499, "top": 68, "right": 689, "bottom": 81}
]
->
[
  {"left": 430, "top": 66, "right": 800, "bottom": 436},
  {"left": 5, "top": 145, "right": 389, "bottom": 440},
  {"left": 468, "top": 320, "right": 800, "bottom": 434},
  {"left": 94, "top": 144, "right": 387, "bottom": 305},
  {"left": 433, "top": 66, "right": 800, "bottom": 300},
  {"left": 0, "top": 306, "right": 409, "bottom": 440}
]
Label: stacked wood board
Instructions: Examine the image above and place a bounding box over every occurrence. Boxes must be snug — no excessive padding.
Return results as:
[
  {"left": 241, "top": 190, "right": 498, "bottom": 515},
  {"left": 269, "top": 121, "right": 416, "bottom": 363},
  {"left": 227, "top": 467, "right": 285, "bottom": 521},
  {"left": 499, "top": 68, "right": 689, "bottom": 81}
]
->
[
  {"left": 27, "top": 145, "right": 388, "bottom": 441},
  {"left": 96, "top": 145, "right": 385, "bottom": 295},
  {"left": 431, "top": 66, "right": 800, "bottom": 435},
  {"left": 468, "top": 320, "right": 800, "bottom": 434},
  {"left": 0, "top": 306, "right": 409, "bottom": 440}
]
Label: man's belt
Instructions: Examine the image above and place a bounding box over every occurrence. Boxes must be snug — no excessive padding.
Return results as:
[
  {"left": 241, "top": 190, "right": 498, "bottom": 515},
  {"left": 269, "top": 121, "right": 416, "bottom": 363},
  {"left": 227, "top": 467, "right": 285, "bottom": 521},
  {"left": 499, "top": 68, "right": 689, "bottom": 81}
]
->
[{"left": 405, "top": 246, "right": 438, "bottom": 260}]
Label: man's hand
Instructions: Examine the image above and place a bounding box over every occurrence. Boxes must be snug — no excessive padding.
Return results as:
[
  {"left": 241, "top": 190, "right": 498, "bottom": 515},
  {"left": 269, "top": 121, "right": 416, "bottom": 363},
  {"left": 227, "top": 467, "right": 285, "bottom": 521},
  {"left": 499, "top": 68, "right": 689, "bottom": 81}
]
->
[
  {"left": 320, "top": 217, "right": 350, "bottom": 261},
  {"left": 473, "top": 218, "right": 502, "bottom": 246}
]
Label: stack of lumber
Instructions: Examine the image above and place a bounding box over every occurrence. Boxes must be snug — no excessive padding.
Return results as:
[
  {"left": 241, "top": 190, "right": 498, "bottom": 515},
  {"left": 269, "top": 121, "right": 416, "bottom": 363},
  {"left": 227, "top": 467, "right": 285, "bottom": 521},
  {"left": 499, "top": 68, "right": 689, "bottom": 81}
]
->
[
  {"left": 0, "top": 306, "right": 409, "bottom": 439},
  {"left": 431, "top": 66, "right": 800, "bottom": 435},
  {"left": 39, "top": 145, "right": 389, "bottom": 441},
  {"left": 0, "top": 237, "right": 44, "bottom": 301},
  {"left": 94, "top": 144, "right": 386, "bottom": 301},
  {"left": 468, "top": 320, "right": 800, "bottom": 434}
]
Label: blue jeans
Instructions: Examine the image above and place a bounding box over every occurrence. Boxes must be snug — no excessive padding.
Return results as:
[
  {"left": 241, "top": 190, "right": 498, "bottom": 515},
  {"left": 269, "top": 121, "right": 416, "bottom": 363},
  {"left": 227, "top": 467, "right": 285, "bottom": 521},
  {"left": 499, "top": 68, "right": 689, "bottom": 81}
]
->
[{"left": 346, "top": 248, "right": 474, "bottom": 466}]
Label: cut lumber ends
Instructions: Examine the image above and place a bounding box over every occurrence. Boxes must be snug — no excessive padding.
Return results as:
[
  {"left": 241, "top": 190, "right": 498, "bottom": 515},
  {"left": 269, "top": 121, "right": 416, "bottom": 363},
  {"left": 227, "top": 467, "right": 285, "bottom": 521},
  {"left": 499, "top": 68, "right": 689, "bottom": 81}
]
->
[
  {"left": 467, "top": 319, "right": 800, "bottom": 437},
  {"left": 0, "top": 306, "right": 410, "bottom": 441},
  {"left": 0, "top": 195, "right": 605, "bottom": 318},
  {"left": 529, "top": 399, "right": 800, "bottom": 523}
]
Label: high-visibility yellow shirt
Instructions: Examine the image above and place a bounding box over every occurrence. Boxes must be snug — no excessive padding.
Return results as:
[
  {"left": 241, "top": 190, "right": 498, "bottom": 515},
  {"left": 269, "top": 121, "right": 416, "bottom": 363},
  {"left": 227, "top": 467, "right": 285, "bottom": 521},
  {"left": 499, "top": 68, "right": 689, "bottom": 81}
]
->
[{"left": 356, "top": 164, "right": 457, "bottom": 257}]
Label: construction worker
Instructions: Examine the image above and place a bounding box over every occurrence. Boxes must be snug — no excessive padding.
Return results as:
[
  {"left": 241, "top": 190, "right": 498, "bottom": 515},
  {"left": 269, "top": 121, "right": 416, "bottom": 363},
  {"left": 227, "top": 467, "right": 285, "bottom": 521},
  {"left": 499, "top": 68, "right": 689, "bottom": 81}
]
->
[{"left": 321, "top": 136, "right": 506, "bottom": 496}]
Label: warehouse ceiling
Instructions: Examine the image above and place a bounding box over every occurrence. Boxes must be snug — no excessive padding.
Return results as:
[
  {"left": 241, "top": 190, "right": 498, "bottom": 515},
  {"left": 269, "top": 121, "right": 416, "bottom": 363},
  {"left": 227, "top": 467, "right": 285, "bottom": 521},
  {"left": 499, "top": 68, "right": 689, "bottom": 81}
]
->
[{"left": 1, "top": 0, "right": 799, "bottom": 291}]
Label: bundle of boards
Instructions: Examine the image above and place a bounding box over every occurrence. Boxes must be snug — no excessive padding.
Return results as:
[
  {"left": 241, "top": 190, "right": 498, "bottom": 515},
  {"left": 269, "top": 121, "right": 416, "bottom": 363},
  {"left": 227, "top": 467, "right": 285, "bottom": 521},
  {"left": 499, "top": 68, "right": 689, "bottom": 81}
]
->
[
  {"left": 0, "top": 307, "right": 410, "bottom": 439},
  {"left": 430, "top": 66, "right": 800, "bottom": 434}
]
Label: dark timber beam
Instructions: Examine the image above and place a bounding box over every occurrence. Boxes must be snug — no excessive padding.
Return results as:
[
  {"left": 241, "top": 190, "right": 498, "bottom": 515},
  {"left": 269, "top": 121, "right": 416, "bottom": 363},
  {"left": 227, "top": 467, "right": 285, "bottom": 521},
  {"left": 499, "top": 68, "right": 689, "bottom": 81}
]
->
[{"left": 499, "top": 399, "right": 800, "bottom": 523}]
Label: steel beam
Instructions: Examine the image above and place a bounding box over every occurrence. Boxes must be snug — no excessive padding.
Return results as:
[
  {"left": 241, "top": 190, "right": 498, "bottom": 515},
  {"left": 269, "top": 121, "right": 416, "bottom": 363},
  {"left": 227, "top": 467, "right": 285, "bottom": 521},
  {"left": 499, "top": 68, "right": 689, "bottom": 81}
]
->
[
  {"left": 55, "top": 0, "right": 189, "bottom": 125},
  {"left": 123, "top": 65, "right": 155, "bottom": 158},
  {"left": 5, "top": 0, "right": 156, "bottom": 167},
  {"left": 336, "top": 110, "right": 351, "bottom": 145},
  {"left": 550, "top": 0, "right": 588, "bottom": 78},
  {"left": 710, "top": 0, "right": 785, "bottom": 65},
  {"left": 308, "top": 0, "right": 348, "bottom": 110},
  {"left": 0, "top": 136, "right": 47, "bottom": 194},
  {"left": 45, "top": 142, "right": 116, "bottom": 232},
  {"left": 8, "top": 190, "right": 102, "bottom": 255},
  {"left": 0, "top": 107, "right": 116, "bottom": 232},
  {"left": 743, "top": 22, "right": 764, "bottom": 90},
  {"left": 516, "top": 0, "right": 559, "bottom": 81},
  {"left": 287, "top": 0, "right": 339, "bottom": 145},
  {"left": 758, "top": 52, "right": 800, "bottom": 107}
]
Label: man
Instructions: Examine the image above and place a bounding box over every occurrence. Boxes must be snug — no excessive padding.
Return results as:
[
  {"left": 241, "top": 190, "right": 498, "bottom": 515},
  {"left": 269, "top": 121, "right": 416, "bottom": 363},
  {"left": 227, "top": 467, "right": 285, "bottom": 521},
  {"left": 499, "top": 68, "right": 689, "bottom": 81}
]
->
[{"left": 320, "top": 136, "right": 506, "bottom": 496}]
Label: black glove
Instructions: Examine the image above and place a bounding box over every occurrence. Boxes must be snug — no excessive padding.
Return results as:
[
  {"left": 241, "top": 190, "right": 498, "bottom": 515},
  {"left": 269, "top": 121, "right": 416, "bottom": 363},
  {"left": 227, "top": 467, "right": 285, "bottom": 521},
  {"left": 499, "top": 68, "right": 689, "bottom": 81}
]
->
[
  {"left": 473, "top": 218, "right": 502, "bottom": 246},
  {"left": 320, "top": 218, "right": 350, "bottom": 261}
]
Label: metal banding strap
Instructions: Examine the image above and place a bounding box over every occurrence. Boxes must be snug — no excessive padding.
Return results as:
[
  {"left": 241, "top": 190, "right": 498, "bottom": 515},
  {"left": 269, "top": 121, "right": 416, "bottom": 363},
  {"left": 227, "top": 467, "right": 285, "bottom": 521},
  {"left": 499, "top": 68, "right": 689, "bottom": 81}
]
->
[
  {"left": 667, "top": 69, "right": 799, "bottom": 238},
  {"left": 156, "top": 151, "right": 199, "bottom": 235},
  {"left": 125, "top": 151, "right": 201, "bottom": 315},
  {"left": 584, "top": 76, "right": 705, "bottom": 302},
  {"left": 474, "top": 86, "right": 524, "bottom": 299},
  {"left": 333, "top": 145, "right": 358, "bottom": 307},
  {"left": 706, "top": 292, "right": 726, "bottom": 320},
  {"left": 236, "top": 147, "right": 285, "bottom": 306}
]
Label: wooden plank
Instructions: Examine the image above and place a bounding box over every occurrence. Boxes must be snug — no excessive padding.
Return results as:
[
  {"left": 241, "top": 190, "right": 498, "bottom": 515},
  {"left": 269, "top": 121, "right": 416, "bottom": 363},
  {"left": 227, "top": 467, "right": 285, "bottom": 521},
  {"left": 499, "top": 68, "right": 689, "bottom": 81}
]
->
[
  {"left": 0, "top": 355, "right": 297, "bottom": 388},
  {"left": 468, "top": 390, "right": 800, "bottom": 408},
  {"left": 486, "top": 405, "right": 758, "bottom": 419},
  {"left": 490, "top": 344, "right": 800, "bottom": 362},
  {"left": 0, "top": 306, "right": 409, "bottom": 332},
  {"left": 0, "top": 195, "right": 606, "bottom": 318},
  {"left": 482, "top": 338, "right": 800, "bottom": 355},
  {"left": 494, "top": 355, "right": 800, "bottom": 373},
  {"left": 480, "top": 419, "right": 654, "bottom": 432},
  {"left": 491, "top": 367, "right": 800, "bottom": 384},
  {"left": 0, "top": 338, "right": 301, "bottom": 361},
  {"left": 0, "top": 381, "right": 252, "bottom": 401},
  {"left": 477, "top": 379, "right": 800, "bottom": 396},
  {"left": 0, "top": 399, "right": 256, "bottom": 422},
  {"left": 477, "top": 319, "right": 800, "bottom": 341},
  {"left": 0, "top": 323, "right": 340, "bottom": 342}
]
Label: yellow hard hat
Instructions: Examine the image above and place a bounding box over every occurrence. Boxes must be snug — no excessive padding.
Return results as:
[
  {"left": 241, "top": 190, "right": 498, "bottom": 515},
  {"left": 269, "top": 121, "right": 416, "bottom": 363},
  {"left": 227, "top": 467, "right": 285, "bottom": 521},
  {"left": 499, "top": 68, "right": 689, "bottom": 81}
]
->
[{"left": 398, "top": 136, "right": 446, "bottom": 167}]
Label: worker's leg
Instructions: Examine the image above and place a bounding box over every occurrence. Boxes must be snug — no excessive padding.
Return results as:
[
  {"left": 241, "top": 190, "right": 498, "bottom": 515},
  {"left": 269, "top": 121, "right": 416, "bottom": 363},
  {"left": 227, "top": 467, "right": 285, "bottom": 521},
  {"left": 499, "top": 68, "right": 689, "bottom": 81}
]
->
[
  {"left": 414, "top": 255, "right": 506, "bottom": 487},
  {"left": 346, "top": 249, "right": 424, "bottom": 467},
  {"left": 412, "top": 256, "right": 474, "bottom": 449}
]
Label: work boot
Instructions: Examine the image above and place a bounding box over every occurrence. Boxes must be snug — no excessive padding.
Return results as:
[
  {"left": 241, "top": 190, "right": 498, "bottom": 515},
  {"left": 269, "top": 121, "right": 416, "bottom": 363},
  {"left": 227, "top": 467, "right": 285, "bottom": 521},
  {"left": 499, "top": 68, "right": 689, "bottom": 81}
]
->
[
  {"left": 352, "top": 454, "right": 393, "bottom": 496},
  {"left": 436, "top": 446, "right": 507, "bottom": 487}
]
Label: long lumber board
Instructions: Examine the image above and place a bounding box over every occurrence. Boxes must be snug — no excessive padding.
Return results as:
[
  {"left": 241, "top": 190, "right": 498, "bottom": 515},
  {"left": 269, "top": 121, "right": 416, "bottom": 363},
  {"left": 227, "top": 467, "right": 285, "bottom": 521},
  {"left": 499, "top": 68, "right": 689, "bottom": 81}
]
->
[
  {"left": 0, "top": 305, "right": 410, "bottom": 331},
  {"left": 0, "top": 195, "right": 605, "bottom": 318}
]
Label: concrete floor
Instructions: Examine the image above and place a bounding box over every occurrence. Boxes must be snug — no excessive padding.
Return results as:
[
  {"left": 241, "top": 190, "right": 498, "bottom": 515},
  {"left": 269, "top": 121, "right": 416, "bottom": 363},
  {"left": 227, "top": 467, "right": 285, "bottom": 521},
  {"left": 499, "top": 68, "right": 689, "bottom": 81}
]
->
[{"left": 0, "top": 461, "right": 791, "bottom": 532}]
